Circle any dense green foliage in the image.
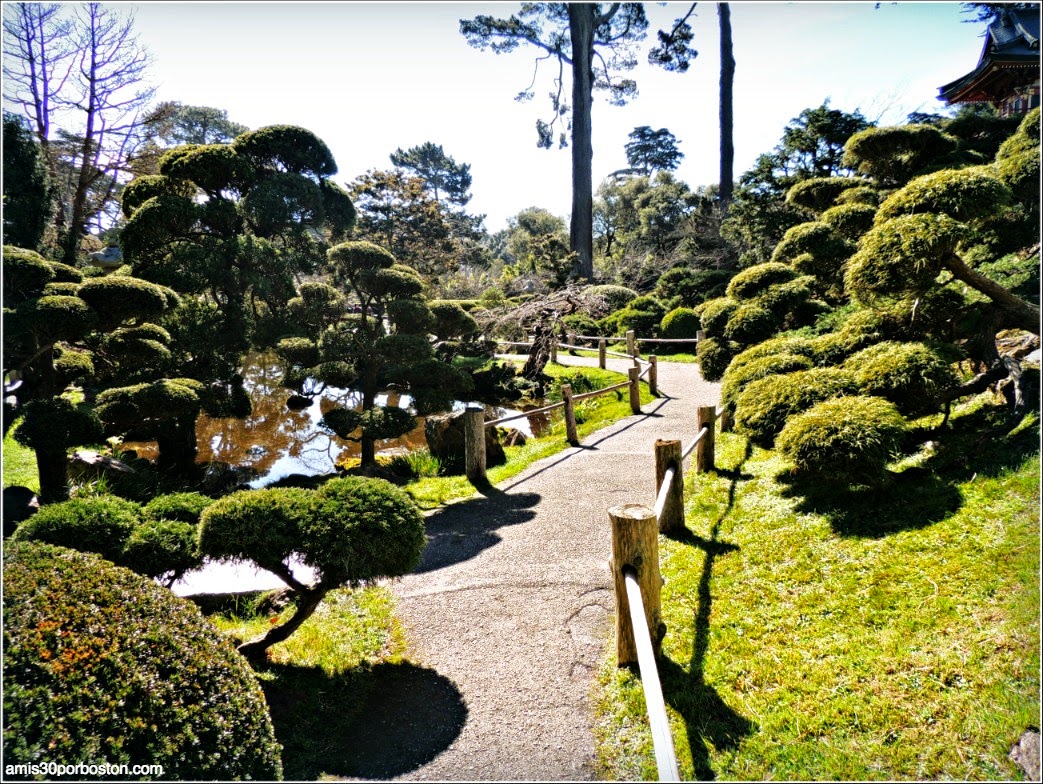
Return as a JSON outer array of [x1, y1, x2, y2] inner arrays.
[[197, 476, 426, 655], [776, 395, 908, 482], [3, 542, 283, 779]]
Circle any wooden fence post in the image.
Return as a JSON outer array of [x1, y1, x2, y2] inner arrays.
[[562, 383, 579, 445], [609, 503, 664, 667], [654, 439, 684, 534], [550, 337, 558, 364], [696, 329, 705, 344], [628, 366, 641, 414], [598, 339, 607, 369], [719, 407, 734, 433], [649, 355, 658, 396], [626, 329, 637, 358], [463, 404, 487, 484], [695, 405, 716, 473]]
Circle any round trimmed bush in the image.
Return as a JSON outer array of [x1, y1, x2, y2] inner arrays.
[[820, 203, 877, 241], [659, 307, 700, 353], [723, 301, 776, 344], [696, 336, 736, 382], [786, 176, 865, 213], [122, 518, 203, 580], [727, 335, 816, 372], [144, 492, 214, 524], [586, 284, 638, 311], [561, 313, 601, 338], [696, 296, 738, 335], [11, 495, 143, 563], [733, 367, 857, 447], [776, 395, 907, 483], [720, 352, 816, 408], [874, 166, 1012, 224], [615, 295, 667, 337], [843, 341, 958, 415], [3, 542, 283, 779], [725, 262, 799, 300]]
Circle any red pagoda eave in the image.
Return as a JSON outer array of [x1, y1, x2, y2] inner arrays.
[[941, 59, 1041, 104]]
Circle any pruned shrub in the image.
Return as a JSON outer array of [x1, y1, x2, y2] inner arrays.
[[834, 185, 881, 206], [615, 295, 667, 337], [122, 518, 203, 582], [2, 542, 283, 779], [723, 301, 776, 344], [11, 495, 142, 563], [696, 336, 736, 382], [820, 203, 877, 241], [586, 284, 638, 311], [197, 477, 426, 656], [561, 312, 602, 338], [874, 166, 1012, 224], [771, 222, 853, 266], [843, 340, 959, 415], [776, 395, 907, 483], [658, 307, 700, 352], [725, 262, 799, 300], [786, 176, 864, 213], [734, 367, 857, 447], [696, 296, 739, 335], [720, 353, 816, 409]]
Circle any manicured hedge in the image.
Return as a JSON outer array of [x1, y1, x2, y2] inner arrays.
[[843, 340, 958, 415], [3, 542, 283, 780]]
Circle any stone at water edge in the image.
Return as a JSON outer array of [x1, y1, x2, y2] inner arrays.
[[424, 408, 507, 471]]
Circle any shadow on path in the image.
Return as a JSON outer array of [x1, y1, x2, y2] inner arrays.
[[262, 661, 466, 780], [661, 441, 756, 779], [414, 489, 541, 573]]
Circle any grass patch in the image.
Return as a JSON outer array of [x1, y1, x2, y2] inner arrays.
[[2, 421, 39, 493], [594, 395, 1040, 780], [404, 361, 655, 509]]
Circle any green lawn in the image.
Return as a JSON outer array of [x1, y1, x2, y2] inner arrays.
[[594, 394, 1040, 780], [2, 421, 39, 493]]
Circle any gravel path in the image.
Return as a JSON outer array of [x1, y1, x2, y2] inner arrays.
[[345, 356, 721, 781]]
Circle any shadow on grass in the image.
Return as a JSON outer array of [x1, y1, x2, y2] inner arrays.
[[661, 439, 756, 780], [414, 489, 541, 573], [261, 660, 466, 780], [778, 469, 964, 538]]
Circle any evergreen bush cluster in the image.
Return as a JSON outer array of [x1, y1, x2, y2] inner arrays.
[[3, 542, 283, 780]]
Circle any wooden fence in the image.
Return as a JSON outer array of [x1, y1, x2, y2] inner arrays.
[[462, 335, 661, 483], [607, 402, 725, 782]]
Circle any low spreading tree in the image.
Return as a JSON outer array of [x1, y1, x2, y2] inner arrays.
[[197, 476, 426, 657]]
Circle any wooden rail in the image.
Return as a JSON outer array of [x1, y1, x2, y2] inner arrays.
[[607, 401, 724, 780]]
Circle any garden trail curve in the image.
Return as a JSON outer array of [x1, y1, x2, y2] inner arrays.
[[345, 355, 720, 781]]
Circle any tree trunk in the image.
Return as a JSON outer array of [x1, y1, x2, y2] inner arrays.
[[944, 251, 1041, 334], [238, 585, 329, 659], [36, 449, 70, 504], [717, 3, 735, 212], [568, 4, 596, 281]]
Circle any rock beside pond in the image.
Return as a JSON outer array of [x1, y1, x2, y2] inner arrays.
[[500, 427, 528, 447], [425, 408, 506, 473], [68, 449, 135, 484], [202, 461, 260, 495]]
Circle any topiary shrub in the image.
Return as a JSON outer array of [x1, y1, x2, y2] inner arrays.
[[733, 366, 857, 448], [785, 176, 864, 213], [820, 203, 877, 241], [658, 307, 701, 353], [725, 262, 799, 300], [696, 296, 739, 335], [776, 395, 907, 483], [723, 301, 776, 344], [11, 495, 143, 563], [874, 166, 1012, 224], [720, 352, 816, 409], [561, 312, 602, 338], [144, 491, 213, 524], [696, 336, 736, 382], [843, 340, 959, 416], [2, 542, 283, 779], [586, 284, 639, 311], [198, 477, 426, 657], [614, 295, 667, 337], [834, 185, 881, 206]]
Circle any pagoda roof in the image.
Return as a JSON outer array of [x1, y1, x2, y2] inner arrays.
[[938, 8, 1041, 104]]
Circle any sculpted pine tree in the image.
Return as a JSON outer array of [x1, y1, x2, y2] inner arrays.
[[277, 241, 473, 469]]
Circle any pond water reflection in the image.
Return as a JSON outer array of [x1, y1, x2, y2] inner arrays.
[[123, 352, 552, 488]]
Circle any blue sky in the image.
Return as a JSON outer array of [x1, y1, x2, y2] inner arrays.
[[122, 2, 988, 231]]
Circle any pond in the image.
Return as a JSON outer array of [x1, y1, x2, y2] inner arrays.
[[123, 352, 552, 488]]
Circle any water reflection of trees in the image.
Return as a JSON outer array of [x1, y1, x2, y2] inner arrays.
[[123, 352, 542, 486]]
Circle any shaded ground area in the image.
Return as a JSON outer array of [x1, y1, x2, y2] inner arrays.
[[347, 356, 720, 781]]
